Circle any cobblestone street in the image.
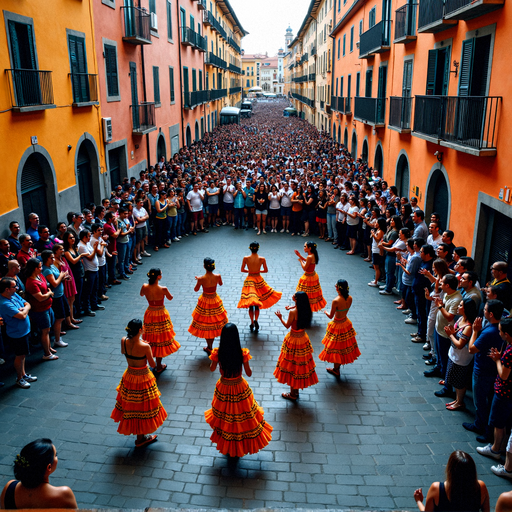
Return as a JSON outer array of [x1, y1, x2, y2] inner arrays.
[[1, 230, 510, 510]]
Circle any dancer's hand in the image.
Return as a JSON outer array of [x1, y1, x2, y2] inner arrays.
[[275, 310, 282, 318], [294, 249, 300, 257]]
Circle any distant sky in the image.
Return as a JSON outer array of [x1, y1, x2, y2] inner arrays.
[[228, 0, 312, 56]]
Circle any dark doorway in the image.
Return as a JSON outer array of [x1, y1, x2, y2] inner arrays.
[[77, 143, 94, 208], [157, 135, 166, 162], [395, 154, 410, 198], [109, 146, 124, 190], [351, 131, 357, 159], [195, 121, 199, 142], [374, 144, 383, 175], [21, 154, 50, 229], [344, 128, 348, 148], [186, 126, 192, 146], [362, 139, 369, 163], [425, 168, 449, 229]]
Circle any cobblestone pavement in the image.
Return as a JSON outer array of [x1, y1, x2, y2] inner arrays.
[[0, 229, 510, 510]]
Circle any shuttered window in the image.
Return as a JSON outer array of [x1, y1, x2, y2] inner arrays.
[[365, 69, 372, 97], [169, 67, 175, 102], [459, 34, 491, 97], [167, 1, 173, 40], [104, 44, 119, 98], [369, 8, 376, 28], [356, 72, 360, 97], [153, 66, 160, 105], [68, 35, 89, 103], [425, 47, 450, 96]]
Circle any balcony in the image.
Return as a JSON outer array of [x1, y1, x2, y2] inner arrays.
[[206, 52, 227, 69], [444, 0, 504, 20], [301, 53, 309, 64], [70, 73, 99, 107], [308, 72, 316, 81], [388, 96, 412, 133], [292, 92, 314, 108], [183, 90, 208, 109], [418, 0, 457, 33], [228, 36, 241, 54], [311, 45, 317, 57], [197, 0, 206, 10], [354, 97, 386, 126], [203, 11, 227, 39], [320, 100, 325, 110], [229, 86, 242, 95], [296, 75, 307, 83], [331, 96, 352, 114], [121, 6, 151, 44], [326, 103, 332, 115], [203, 9, 212, 26], [394, 3, 417, 43], [209, 88, 228, 101], [131, 102, 156, 134], [413, 95, 501, 156], [359, 20, 392, 58], [6, 69, 56, 112], [229, 63, 242, 74]]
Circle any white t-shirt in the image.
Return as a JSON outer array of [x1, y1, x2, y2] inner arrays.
[[78, 240, 99, 272], [186, 190, 204, 212], [346, 206, 360, 226], [336, 201, 349, 222], [269, 193, 281, 209], [280, 188, 293, 207], [91, 235, 106, 267], [133, 206, 148, 228], [223, 184, 235, 203]]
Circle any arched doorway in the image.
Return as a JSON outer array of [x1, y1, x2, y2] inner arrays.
[[76, 144, 94, 208], [157, 134, 166, 162], [344, 128, 348, 148], [351, 131, 357, 159], [332, 123, 336, 142], [395, 153, 410, 198], [362, 139, 369, 163], [186, 125, 192, 146], [20, 153, 52, 229], [201, 118, 204, 138], [426, 167, 450, 229], [195, 121, 199, 141], [337, 125, 341, 144], [374, 144, 383, 176]]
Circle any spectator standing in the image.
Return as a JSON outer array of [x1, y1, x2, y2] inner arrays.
[[16, 235, 36, 269], [77, 230, 101, 316], [412, 210, 428, 240], [26, 213, 40, 242], [7, 221, 21, 254], [91, 224, 109, 304]]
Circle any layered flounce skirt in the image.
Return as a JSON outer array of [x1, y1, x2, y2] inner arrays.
[[188, 292, 228, 339], [274, 329, 319, 389], [238, 273, 282, 309], [143, 305, 180, 358], [296, 271, 327, 312], [318, 317, 361, 365], [205, 375, 273, 457], [111, 365, 167, 435]]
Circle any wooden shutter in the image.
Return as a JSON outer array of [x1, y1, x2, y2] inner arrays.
[[347, 75, 351, 99], [199, 70, 202, 91], [365, 69, 372, 97], [169, 67, 175, 102], [149, 0, 155, 14], [105, 45, 119, 97], [69, 35, 88, 102], [442, 48, 450, 96], [402, 60, 413, 98], [458, 39, 474, 97], [378, 66, 387, 98], [167, 1, 173, 40], [425, 49, 437, 95], [340, 76, 344, 97], [356, 72, 360, 97], [153, 66, 160, 104]]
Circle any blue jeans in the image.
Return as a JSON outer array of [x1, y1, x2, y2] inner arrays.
[[234, 208, 244, 228], [326, 213, 337, 239], [82, 270, 98, 312], [167, 215, 177, 240], [177, 212, 187, 236], [97, 264, 107, 297], [413, 287, 429, 339], [434, 330, 452, 392], [384, 254, 396, 292], [117, 242, 129, 277], [473, 371, 497, 432], [107, 254, 117, 283]]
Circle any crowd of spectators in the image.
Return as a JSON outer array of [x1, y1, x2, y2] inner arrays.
[[1, 99, 512, 508]]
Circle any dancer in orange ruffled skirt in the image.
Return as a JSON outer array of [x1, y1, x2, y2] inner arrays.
[[111, 319, 167, 447], [319, 279, 360, 377], [238, 241, 282, 332], [188, 257, 228, 355], [294, 241, 327, 312], [140, 268, 180, 374], [274, 291, 318, 401], [205, 323, 273, 457]]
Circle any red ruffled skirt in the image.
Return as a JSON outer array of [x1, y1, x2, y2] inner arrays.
[[274, 329, 318, 389], [111, 365, 167, 435], [188, 292, 228, 339], [143, 305, 180, 358], [205, 375, 273, 457], [319, 317, 361, 365], [238, 273, 282, 309], [296, 271, 327, 312]]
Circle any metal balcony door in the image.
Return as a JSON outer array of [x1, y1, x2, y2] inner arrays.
[[124, 0, 136, 38], [130, 62, 139, 128], [377, 66, 387, 123], [401, 60, 413, 128], [69, 35, 89, 103], [382, 0, 392, 43]]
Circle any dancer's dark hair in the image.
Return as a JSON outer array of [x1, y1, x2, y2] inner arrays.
[[249, 242, 259, 253], [445, 451, 481, 511], [147, 268, 161, 285], [218, 323, 243, 378], [204, 258, 215, 271], [13, 438, 54, 489], [336, 279, 349, 300], [125, 319, 143, 338], [306, 241, 319, 263], [295, 291, 312, 330]]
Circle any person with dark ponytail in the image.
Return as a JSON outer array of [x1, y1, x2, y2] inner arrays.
[[111, 319, 167, 447], [274, 291, 318, 400], [188, 257, 229, 355], [139, 268, 180, 374], [319, 279, 361, 377], [294, 241, 327, 312], [205, 323, 273, 457], [1, 439, 77, 508], [238, 242, 282, 332]]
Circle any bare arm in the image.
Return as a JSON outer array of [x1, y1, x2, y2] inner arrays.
[[324, 299, 336, 319], [145, 342, 156, 369], [275, 307, 296, 329], [468, 318, 483, 354], [241, 257, 249, 273], [139, 284, 146, 297], [260, 257, 268, 274], [194, 276, 202, 292], [217, 274, 223, 286], [162, 286, 173, 301], [243, 360, 252, 377]]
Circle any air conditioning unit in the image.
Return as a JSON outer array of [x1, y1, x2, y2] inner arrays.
[[103, 117, 112, 143], [150, 12, 158, 31], [356, 41, 360, 48]]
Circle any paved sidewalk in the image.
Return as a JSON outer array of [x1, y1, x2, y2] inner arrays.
[[0, 229, 509, 510]]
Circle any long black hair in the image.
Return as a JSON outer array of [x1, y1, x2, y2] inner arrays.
[[125, 319, 143, 338], [218, 323, 243, 378], [13, 438, 54, 489], [336, 279, 350, 300], [445, 451, 481, 510], [295, 291, 312, 330], [306, 241, 319, 263], [147, 268, 161, 285]]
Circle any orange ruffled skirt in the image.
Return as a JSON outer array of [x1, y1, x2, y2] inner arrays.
[[143, 305, 180, 358], [319, 317, 361, 365], [188, 292, 228, 339], [296, 271, 327, 312], [205, 375, 273, 457], [111, 365, 167, 435], [274, 329, 319, 389], [238, 273, 282, 309]]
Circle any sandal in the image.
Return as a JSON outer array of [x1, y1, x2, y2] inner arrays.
[[446, 403, 466, 411], [282, 392, 298, 401], [72, 319, 83, 324], [135, 434, 158, 448], [154, 247, 159, 252], [153, 364, 167, 374], [203, 347, 212, 355], [326, 367, 340, 377]]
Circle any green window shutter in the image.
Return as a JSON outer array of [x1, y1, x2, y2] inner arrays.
[[442, 48, 450, 96], [340, 76, 344, 97], [8, 21, 21, 68], [105, 44, 119, 97], [472, 35, 491, 97], [192, 69, 197, 92], [69, 35, 89, 102], [153, 66, 160, 104], [169, 67, 175, 102], [347, 75, 351, 99], [377, 65, 387, 98], [402, 60, 413, 97], [167, 1, 173, 40], [199, 70, 202, 91], [149, 0, 156, 14], [458, 39, 474, 97], [425, 49, 438, 95], [365, 69, 372, 97]]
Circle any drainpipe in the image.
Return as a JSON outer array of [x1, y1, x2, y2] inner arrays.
[[141, 44, 150, 169], [329, 0, 337, 135], [177, 2, 185, 147]]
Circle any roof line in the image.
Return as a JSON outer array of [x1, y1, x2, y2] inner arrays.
[[217, 0, 249, 36], [288, 0, 322, 48]]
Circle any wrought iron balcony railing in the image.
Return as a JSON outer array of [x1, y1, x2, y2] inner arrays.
[[388, 96, 412, 132], [131, 102, 156, 134], [197, 0, 206, 10], [206, 52, 227, 69], [209, 88, 228, 101], [394, 3, 417, 43], [183, 90, 208, 109], [6, 69, 55, 111], [417, 0, 457, 33], [228, 36, 241, 54], [229, 63, 242, 74], [354, 97, 386, 126], [359, 20, 392, 58], [70, 72, 99, 106], [444, 0, 504, 21], [121, 6, 151, 44], [229, 86, 242, 95]]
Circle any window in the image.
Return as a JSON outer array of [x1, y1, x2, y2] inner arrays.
[[347, 74, 351, 99], [169, 66, 175, 103], [167, 1, 173, 40], [369, 7, 376, 28], [68, 32, 90, 104], [377, 65, 387, 98], [356, 72, 360, 97], [350, 26, 354, 52], [340, 76, 344, 97], [359, 19, 363, 35], [337, 38, 340, 59], [425, 47, 450, 96], [365, 69, 372, 97], [190, 15, 195, 33], [153, 66, 160, 106], [192, 69, 197, 92], [149, 0, 156, 14], [180, 8, 186, 41], [104, 41, 120, 101], [459, 35, 491, 97], [335, 77, 338, 96], [343, 34, 346, 56]]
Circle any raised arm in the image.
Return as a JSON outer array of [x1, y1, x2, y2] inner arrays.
[[241, 256, 249, 273], [260, 257, 268, 274]]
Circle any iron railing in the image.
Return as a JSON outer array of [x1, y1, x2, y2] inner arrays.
[[197, 0, 206, 10], [389, 96, 412, 130], [354, 97, 386, 125], [206, 52, 227, 69], [229, 86, 242, 95], [292, 92, 314, 108], [121, 6, 151, 44], [394, 3, 417, 41], [311, 45, 317, 56], [301, 53, 309, 64], [6, 69, 54, 108], [131, 102, 156, 133], [182, 27, 205, 50], [320, 100, 325, 110], [413, 95, 501, 151], [359, 20, 392, 57], [229, 63, 242, 74], [204, 11, 227, 39], [308, 72, 316, 81], [418, 0, 445, 30], [70, 72, 98, 104], [228, 36, 241, 54], [183, 90, 208, 109], [209, 88, 228, 101]]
